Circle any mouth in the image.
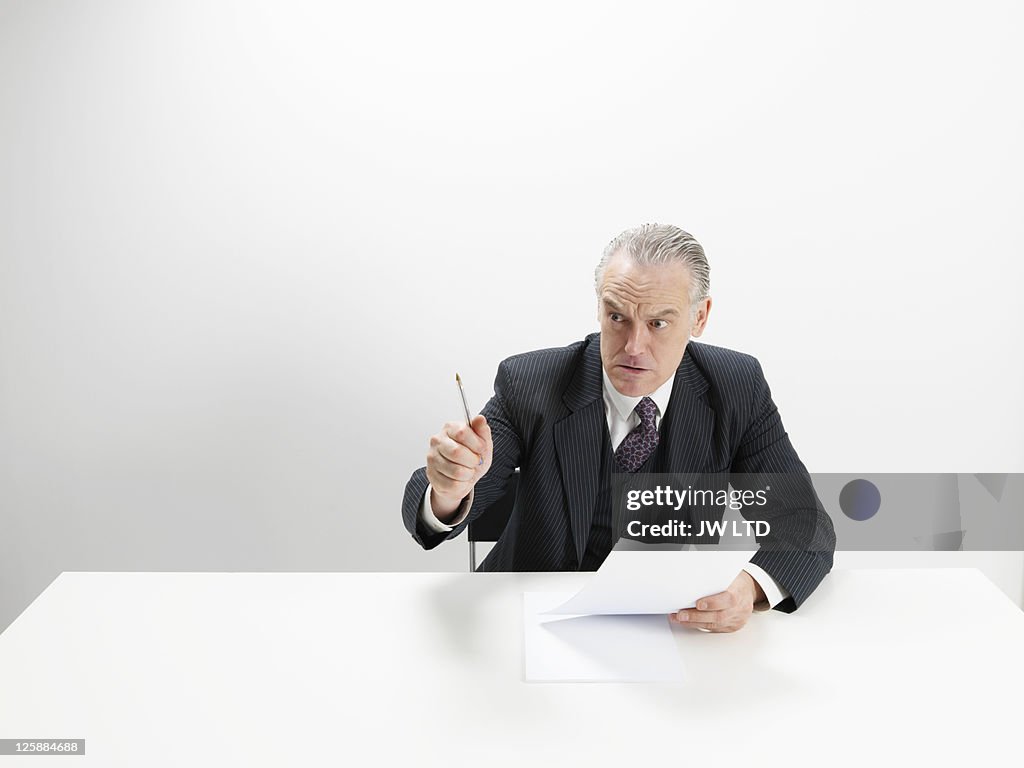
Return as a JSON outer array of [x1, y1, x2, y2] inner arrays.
[[616, 364, 649, 375]]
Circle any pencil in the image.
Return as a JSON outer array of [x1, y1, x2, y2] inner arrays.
[[455, 372, 473, 425]]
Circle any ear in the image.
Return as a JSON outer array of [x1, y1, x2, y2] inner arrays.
[[689, 297, 712, 338]]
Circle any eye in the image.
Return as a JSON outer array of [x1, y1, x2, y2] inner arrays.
[[609, 313, 624, 322], [650, 319, 669, 330]]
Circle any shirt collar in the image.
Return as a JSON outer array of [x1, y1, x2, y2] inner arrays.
[[601, 367, 676, 422]]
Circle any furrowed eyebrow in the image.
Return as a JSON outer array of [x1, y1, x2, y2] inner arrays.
[[649, 307, 680, 318], [602, 298, 625, 312]]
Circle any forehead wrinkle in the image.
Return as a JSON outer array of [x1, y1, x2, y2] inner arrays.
[[601, 273, 687, 312]]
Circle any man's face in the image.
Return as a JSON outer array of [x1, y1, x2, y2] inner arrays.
[[598, 253, 711, 397]]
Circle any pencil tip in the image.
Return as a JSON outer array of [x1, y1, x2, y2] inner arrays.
[[456, 372, 461, 384]]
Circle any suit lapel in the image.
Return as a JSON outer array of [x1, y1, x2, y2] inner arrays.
[[662, 346, 715, 473], [554, 336, 605, 567]]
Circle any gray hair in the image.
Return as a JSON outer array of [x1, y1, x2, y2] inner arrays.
[[594, 223, 711, 310]]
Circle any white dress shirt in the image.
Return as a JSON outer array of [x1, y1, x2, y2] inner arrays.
[[420, 369, 789, 610]]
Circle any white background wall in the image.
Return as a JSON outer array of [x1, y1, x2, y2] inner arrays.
[[2, 0, 1022, 631]]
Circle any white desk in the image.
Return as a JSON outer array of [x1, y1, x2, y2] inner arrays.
[[1, 567, 1022, 768]]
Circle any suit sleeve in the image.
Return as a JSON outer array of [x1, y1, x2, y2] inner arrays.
[[730, 359, 836, 613], [401, 360, 524, 550]]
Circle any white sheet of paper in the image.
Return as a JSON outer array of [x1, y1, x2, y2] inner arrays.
[[523, 591, 686, 683], [545, 549, 756, 615]]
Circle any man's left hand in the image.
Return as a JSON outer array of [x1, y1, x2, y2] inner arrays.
[[669, 570, 766, 633]]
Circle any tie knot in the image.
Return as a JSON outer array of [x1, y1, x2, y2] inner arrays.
[[635, 396, 658, 425]]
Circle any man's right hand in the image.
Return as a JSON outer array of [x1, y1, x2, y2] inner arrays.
[[425, 414, 492, 523]]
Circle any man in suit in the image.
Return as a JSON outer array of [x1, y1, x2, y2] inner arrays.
[[402, 224, 835, 631]]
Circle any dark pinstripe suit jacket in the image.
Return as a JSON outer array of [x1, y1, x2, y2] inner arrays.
[[402, 333, 836, 612]]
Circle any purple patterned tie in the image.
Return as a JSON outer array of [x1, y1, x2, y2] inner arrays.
[[614, 397, 660, 472]]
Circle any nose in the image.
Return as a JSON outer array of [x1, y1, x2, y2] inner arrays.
[[623, 323, 649, 356]]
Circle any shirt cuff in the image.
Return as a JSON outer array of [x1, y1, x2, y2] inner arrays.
[[419, 485, 473, 533], [742, 563, 789, 611]]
